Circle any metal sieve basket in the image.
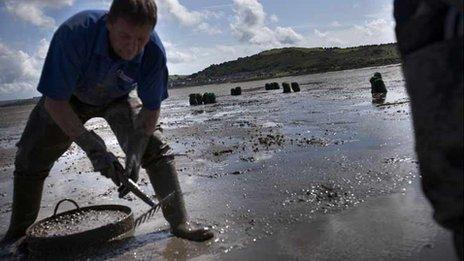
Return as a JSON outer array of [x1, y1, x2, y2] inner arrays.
[[25, 199, 134, 254]]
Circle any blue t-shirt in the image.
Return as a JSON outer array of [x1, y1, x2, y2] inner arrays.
[[37, 10, 168, 110]]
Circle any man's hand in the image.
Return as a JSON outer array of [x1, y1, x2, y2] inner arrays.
[[124, 107, 160, 182], [74, 130, 123, 186], [125, 130, 150, 183]]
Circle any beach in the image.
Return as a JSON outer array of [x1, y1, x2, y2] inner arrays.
[[0, 64, 456, 260]]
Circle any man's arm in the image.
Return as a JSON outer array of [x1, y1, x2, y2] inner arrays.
[[121, 107, 159, 185], [44, 96, 86, 139], [45, 96, 125, 185], [135, 107, 160, 135]]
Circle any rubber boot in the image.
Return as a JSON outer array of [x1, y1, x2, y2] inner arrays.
[[1, 175, 45, 246], [145, 156, 214, 242]]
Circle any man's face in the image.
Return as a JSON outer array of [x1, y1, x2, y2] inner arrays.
[[107, 17, 152, 61]]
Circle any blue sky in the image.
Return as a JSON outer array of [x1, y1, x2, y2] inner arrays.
[[0, 0, 395, 101]]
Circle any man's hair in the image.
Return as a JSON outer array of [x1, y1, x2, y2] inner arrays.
[[108, 0, 157, 28]]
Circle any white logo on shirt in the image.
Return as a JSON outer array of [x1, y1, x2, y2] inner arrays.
[[117, 69, 134, 83]]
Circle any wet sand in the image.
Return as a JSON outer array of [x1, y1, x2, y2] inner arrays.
[[0, 64, 457, 260], [220, 181, 456, 261]]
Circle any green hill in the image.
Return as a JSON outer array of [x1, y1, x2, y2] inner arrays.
[[171, 43, 400, 87]]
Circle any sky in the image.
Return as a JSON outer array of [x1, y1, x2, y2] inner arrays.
[[0, 0, 396, 101]]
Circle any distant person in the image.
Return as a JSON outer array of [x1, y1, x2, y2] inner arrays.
[[370, 72, 387, 103], [1, 0, 213, 249], [394, 0, 463, 259]]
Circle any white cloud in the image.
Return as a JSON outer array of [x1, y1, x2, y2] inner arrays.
[[270, 14, 279, 23], [157, 0, 221, 35], [162, 41, 263, 75], [197, 22, 222, 35], [354, 19, 392, 37], [230, 0, 303, 47], [37, 39, 50, 59], [202, 9, 226, 20], [311, 18, 395, 47], [168, 51, 194, 64], [98, 0, 112, 7], [0, 39, 48, 96], [158, 0, 203, 27], [304, 2, 395, 48], [275, 26, 304, 44], [164, 42, 195, 64], [330, 21, 341, 27], [4, 0, 74, 28], [215, 44, 239, 55], [5, 3, 55, 28], [314, 29, 327, 38], [365, 3, 393, 20], [313, 29, 343, 46]]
